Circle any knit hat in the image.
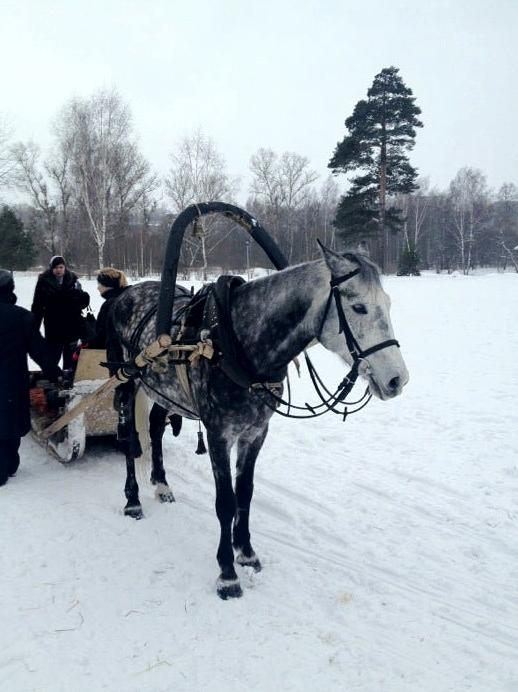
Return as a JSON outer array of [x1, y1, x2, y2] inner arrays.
[[97, 267, 128, 290], [0, 269, 14, 293], [50, 255, 66, 269]]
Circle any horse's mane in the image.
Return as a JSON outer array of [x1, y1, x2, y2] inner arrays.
[[342, 251, 382, 289], [244, 250, 381, 294]]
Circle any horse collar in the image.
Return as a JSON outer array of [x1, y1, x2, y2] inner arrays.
[[205, 275, 287, 391]]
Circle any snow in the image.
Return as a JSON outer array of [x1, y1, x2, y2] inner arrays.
[[1, 270, 517, 692]]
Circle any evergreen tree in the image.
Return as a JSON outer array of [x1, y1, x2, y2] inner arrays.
[[397, 245, 421, 276], [329, 66, 423, 268], [0, 206, 36, 269]]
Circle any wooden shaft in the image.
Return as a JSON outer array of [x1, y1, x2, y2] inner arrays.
[[40, 376, 121, 439]]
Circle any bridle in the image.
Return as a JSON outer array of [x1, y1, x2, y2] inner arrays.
[[319, 267, 400, 377], [253, 265, 401, 421]]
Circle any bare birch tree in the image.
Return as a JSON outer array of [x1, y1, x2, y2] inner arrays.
[[278, 152, 319, 259], [249, 148, 318, 261], [249, 148, 283, 216], [12, 141, 75, 256], [0, 118, 16, 191], [320, 176, 339, 248], [11, 141, 61, 253], [165, 130, 238, 278], [448, 167, 488, 274], [494, 183, 518, 272], [46, 147, 73, 254], [55, 88, 158, 267]]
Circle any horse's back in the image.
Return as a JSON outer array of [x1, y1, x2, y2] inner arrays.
[[113, 281, 191, 345], [111, 281, 200, 418]]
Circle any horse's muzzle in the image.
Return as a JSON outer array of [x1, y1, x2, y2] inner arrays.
[[367, 369, 409, 400]]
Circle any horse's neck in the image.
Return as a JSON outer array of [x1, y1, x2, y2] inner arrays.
[[231, 261, 329, 375]]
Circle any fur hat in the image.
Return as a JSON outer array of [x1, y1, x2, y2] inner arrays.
[[0, 269, 14, 293], [97, 267, 128, 290], [49, 255, 66, 269]]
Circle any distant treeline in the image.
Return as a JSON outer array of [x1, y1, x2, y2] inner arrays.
[[0, 85, 517, 276]]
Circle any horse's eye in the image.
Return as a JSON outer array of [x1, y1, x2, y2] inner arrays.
[[352, 303, 367, 315]]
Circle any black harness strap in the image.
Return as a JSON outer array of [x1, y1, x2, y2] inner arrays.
[[205, 276, 287, 390], [330, 268, 361, 287], [332, 287, 399, 360]]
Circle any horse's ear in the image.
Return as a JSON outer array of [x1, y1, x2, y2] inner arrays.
[[316, 238, 342, 260], [317, 238, 357, 276]]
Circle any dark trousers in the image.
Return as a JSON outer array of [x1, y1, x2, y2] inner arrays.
[[0, 438, 21, 486], [48, 341, 77, 370]]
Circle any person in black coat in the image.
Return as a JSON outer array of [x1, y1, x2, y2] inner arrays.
[[89, 267, 183, 450], [88, 268, 129, 359], [0, 270, 62, 487], [31, 255, 90, 369]]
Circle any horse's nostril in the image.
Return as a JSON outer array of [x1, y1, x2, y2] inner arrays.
[[388, 376, 400, 391]]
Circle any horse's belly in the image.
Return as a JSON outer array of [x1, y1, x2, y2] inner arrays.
[[140, 371, 199, 419]]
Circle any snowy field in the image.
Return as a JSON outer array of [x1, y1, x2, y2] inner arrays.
[[1, 269, 517, 692]]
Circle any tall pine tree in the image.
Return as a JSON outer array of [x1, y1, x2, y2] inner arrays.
[[329, 66, 422, 269], [0, 206, 36, 270]]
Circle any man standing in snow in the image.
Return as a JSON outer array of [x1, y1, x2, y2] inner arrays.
[[31, 256, 90, 369], [0, 270, 62, 486]]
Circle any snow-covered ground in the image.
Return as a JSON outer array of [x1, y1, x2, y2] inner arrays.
[[1, 270, 517, 692]]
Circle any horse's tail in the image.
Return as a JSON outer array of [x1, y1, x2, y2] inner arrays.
[[134, 385, 152, 486]]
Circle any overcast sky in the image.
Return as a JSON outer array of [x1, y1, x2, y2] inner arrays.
[[1, 0, 516, 202]]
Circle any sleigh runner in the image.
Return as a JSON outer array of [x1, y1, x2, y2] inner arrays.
[[30, 348, 118, 462]]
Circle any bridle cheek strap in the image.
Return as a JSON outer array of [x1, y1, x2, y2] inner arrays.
[[332, 288, 399, 361]]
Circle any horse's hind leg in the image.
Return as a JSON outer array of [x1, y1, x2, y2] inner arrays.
[[207, 430, 242, 600], [117, 381, 143, 519], [149, 403, 175, 503], [233, 426, 268, 572]]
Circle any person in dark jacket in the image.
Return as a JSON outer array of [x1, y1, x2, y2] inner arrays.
[[0, 270, 62, 486], [88, 268, 129, 355], [31, 256, 90, 369], [88, 268, 140, 454], [89, 268, 183, 451]]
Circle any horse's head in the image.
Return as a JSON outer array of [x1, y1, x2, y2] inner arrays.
[[317, 244, 409, 400]]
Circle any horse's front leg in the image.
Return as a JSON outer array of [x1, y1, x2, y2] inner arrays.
[[233, 426, 268, 572], [124, 454, 143, 519], [149, 403, 175, 503], [206, 430, 242, 599]]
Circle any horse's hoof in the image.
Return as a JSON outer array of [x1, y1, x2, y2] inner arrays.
[[216, 577, 243, 600], [236, 551, 262, 572], [158, 491, 175, 503], [154, 483, 175, 503], [124, 505, 144, 520]]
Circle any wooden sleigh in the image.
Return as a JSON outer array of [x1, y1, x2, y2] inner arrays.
[[30, 349, 118, 463]]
